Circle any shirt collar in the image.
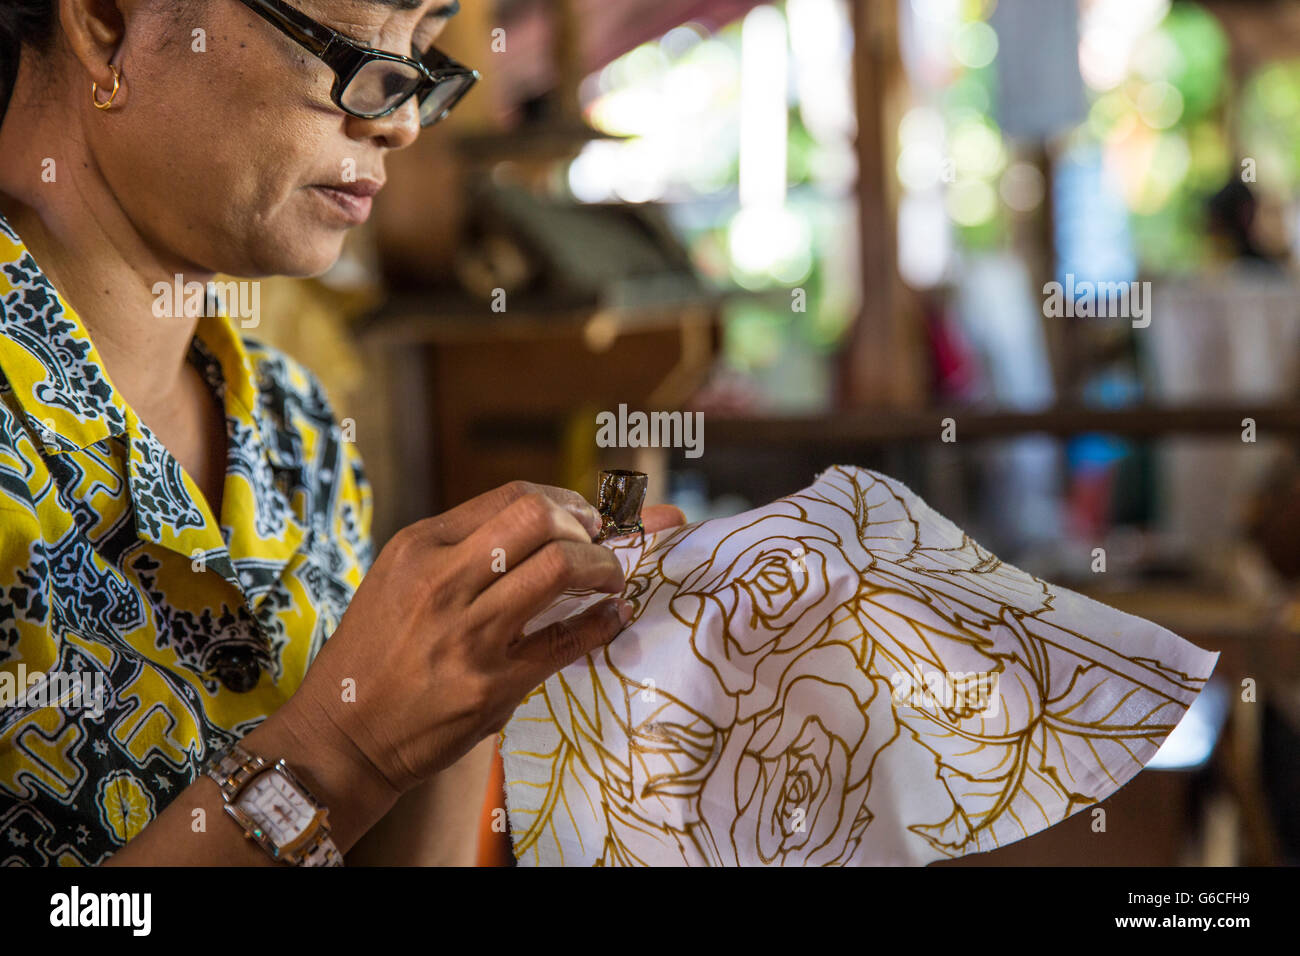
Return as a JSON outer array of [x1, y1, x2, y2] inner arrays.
[[185, 317, 307, 549], [0, 212, 293, 469], [0, 212, 307, 603], [191, 311, 302, 473], [0, 214, 131, 453]]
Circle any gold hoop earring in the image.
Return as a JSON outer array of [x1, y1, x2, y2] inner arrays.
[[91, 65, 121, 111]]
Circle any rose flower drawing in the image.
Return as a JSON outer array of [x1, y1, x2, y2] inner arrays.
[[502, 466, 1219, 866]]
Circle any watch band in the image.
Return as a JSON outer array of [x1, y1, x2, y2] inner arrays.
[[205, 742, 343, 867], [298, 824, 345, 867], [207, 743, 266, 802]]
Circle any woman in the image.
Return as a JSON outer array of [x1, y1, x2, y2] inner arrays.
[[0, 0, 682, 866]]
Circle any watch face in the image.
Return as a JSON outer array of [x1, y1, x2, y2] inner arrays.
[[237, 771, 316, 847]]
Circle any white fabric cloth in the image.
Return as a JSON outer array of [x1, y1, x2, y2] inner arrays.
[[501, 465, 1220, 866]]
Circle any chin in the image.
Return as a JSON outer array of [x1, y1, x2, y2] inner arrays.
[[244, 231, 348, 279]]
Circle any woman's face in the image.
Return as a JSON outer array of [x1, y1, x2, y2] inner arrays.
[[91, 0, 458, 278]]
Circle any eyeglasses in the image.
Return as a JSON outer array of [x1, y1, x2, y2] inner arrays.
[[235, 0, 479, 127]]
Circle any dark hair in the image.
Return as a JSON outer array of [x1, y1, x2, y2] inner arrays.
[[0, 2, 58, 127]]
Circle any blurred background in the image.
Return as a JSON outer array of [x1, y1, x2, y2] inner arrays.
[[251, 0, 1300, 865]]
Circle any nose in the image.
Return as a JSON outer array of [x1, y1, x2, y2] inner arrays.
[[348, 94, 422, 150]]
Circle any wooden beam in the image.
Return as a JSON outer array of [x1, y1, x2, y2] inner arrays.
[[839, 0, 924, 410]]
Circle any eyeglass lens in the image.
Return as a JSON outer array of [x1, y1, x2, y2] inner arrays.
[[341, 58, 425, 116], [340, 55, 473, 126], [417, 74, 473, 125]]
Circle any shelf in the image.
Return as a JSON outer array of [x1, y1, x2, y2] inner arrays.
[[452, 119, 629, 164], [703, 404, 1300, 445], [353, 286, 790, 345]]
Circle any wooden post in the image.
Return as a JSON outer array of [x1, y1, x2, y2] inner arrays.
[[838, 0, 924, 409]]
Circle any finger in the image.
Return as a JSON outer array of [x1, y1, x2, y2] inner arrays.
[[414, 481, 602, 545], [643, 504, 686, 534], [473, 539, 626, 636], [447, 491, 595, 600], [505, 598, 633, 686]]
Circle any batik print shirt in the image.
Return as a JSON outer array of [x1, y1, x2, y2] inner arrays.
[[0, 214, 374, 864]]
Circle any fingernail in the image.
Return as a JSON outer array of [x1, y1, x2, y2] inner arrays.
[[617, 599, 634, 626]]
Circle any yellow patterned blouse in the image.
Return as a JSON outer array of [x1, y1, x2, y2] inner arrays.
[[0, 214, 374, 864]]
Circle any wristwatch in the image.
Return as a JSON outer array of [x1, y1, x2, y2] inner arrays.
[[205, 742, 344, 866]]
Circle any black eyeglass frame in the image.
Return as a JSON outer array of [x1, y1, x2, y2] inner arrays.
[[235, 0, 479, 126]]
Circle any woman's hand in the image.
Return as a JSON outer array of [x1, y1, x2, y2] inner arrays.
[[101, 481, 686, 863], [282, 481, 684, 799]]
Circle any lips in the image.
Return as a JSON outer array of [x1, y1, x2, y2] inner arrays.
[[309, 178, 384, 225]]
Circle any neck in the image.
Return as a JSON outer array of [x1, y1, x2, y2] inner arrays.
[[0, 67, 209, 421]]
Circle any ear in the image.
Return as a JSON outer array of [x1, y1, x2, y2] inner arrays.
[[57, 0, 129, 90]]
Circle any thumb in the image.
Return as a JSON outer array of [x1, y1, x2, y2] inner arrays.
[[643, 504, 687, 533], [509, 597, 633, 686]]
